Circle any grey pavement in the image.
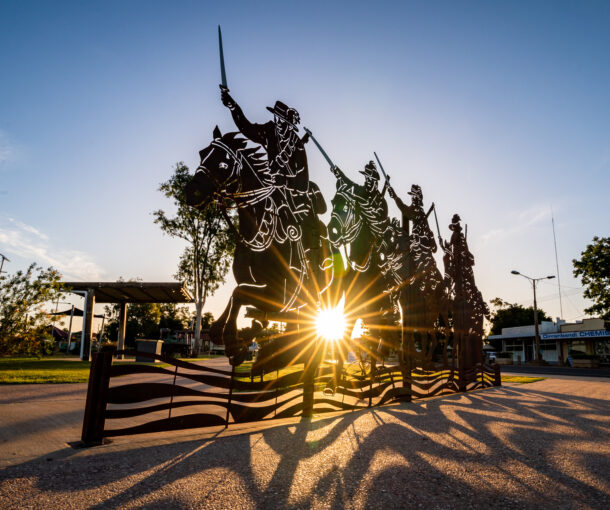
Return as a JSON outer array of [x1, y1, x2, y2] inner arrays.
[[1, 375, 609, 508], [500, 364, 610, 378]]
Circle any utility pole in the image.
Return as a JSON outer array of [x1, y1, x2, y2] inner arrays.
[[532, 279, 540, 362], [511, 270, 555, 364]]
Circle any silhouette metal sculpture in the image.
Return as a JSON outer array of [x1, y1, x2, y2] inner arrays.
[[80, 26, 500, 445], [184, 126, 333, 365], [389, 184, 450, 366], [442, 214, 490, 375], [325, 161, 407, 389]]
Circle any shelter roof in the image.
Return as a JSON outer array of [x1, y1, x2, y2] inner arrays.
[[50, 307, 104, 318], [62, 282, 193, 304]]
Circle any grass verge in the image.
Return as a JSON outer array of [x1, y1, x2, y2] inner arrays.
[[0, 358, 91, 384], [0, 356, 217, 384], [501, 375, 545, 384]]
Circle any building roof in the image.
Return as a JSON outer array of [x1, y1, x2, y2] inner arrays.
[[488, 318, 610, 341], [63, 281, 193, 304], [50, 307, 104, 318], [488, 321, 559, 340]]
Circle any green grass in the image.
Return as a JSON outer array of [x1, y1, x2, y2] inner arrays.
[[234, 361, 309, 382], [0, 357, 544, 386], [501, 375, 545, 384], [0, 357, 92, 384], [0, 355, 218, 384]]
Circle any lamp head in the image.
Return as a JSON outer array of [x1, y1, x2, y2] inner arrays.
[[511, 270, 520, 275], [547, 275, 555, 279]]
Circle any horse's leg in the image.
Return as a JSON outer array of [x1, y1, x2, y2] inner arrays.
[[210, 299, 232, 345], [324, 316, 354, 394], [219, 293, 243, 362], [221, 283, 272, 364], [440, 310, 450, 366]]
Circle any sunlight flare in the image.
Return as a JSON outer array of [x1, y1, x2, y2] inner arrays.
[[315, 301, 346, 342]]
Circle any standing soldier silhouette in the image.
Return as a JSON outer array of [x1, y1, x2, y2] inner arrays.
[[389, 184, 446, 365]]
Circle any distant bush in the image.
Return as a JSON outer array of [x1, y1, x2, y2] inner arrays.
[[0, 327, 56, 357]]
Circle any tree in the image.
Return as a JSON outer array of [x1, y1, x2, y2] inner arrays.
[[158, 303, 192, 331], [0, 264, 64, 355], [488, 298, 551, 349], [200, 312, 214, 329], [102, 302, 193, 346], [573, 236, 610, 320], [153, 162, 235, 353]]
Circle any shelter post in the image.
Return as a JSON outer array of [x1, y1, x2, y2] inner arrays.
[[66, 305, 75, 353], [117, 302, 128, 359], [81, 288, 96, 361]]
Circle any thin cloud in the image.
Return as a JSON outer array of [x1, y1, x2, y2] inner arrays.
[[13, 220, 49, 241], [0, 216, 104, 280], [481, 206, 551, 245], [0, 130, 16, 166]]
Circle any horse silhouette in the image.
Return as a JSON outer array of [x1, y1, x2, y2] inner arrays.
[[326, 178, 408, 385], [185, 127, 333, 365]]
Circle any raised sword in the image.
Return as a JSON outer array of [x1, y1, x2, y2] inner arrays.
[[303, 128, 335, 168], [432, 203, 444, 246], [373, 152, 390, 183], [218, 25, 228, 89], [373, 152, 391, 195]]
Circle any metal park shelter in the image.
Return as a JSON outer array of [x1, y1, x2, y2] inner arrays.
[[63, 281, 193, 360]]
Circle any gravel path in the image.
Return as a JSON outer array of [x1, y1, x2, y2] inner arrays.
[[1, 378, 608, 509]]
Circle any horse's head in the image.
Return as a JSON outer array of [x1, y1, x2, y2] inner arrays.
[[328, 181, 358, 247], [184, 126, 249, 209]]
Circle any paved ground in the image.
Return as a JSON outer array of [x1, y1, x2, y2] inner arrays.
[[1, 375, 609, 509], [501, 365, 610, 378]]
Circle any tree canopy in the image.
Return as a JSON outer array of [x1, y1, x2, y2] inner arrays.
[[103, 299, 193, 346], [573, 236, 610, 320], [488, 297, 552, 338], [153, 162, 235, 353], [0, 264, 65, 355]]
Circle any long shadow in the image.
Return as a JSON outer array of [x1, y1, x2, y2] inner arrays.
[[0, 384, 87, 404], [0, 385, 608, 509]]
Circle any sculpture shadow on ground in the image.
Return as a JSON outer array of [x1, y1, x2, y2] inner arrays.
[[1, 385, 608, 509]]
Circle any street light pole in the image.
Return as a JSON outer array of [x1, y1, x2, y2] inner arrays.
[[511, 270, 555, 364], [532, 279, 540, 362], [0, 253, 10, 274]]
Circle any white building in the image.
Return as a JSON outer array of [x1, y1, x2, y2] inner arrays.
[[487, 318, 610, 365]]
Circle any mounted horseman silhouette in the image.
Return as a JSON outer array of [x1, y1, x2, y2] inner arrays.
[[329, 161, 408, 366], [184, 102, 333, 365]]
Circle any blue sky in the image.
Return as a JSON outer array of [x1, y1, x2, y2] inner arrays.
[[1, 0, 608, 327]]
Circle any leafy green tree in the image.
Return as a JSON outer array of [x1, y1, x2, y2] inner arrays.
[[0, 264, 64, 355], [103, 302, 161, 347], [158, 303, 191, 331], [153, 162, 235, 353], [103, 302, 195, 346], [573, 236, 610, 320], [488, 298, 551, 349], [201, 311, 214, 329]]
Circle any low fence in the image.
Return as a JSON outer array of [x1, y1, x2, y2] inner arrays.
[[81, 349, 501, 445]]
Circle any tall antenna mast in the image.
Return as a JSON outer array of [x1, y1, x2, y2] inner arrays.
[[551, 208, 564, 319]]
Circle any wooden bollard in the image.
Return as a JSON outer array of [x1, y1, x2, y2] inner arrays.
[[493, 363, 501, 387], [81, 350, 113, 445]]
